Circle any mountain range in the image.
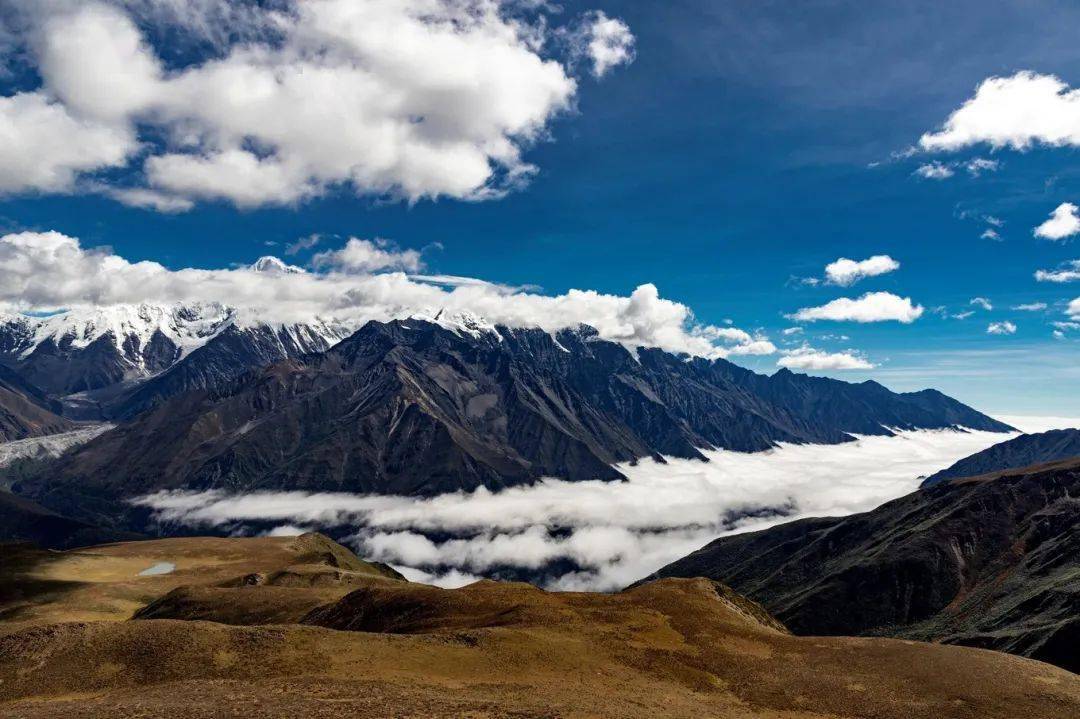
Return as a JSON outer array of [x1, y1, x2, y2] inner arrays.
[[642, 435, 1080, 672], [14, 316, 1013, 530], [0, 265, 350, 424]]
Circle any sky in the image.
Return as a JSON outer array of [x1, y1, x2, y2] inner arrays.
[[1, 0, 1079, 413]]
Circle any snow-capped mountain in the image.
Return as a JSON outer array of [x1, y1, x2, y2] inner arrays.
[[0, 302, 351, 415]]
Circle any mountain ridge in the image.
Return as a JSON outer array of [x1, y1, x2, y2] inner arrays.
[[921, 428, 1080, 486], [20, 318, 1012, 531]]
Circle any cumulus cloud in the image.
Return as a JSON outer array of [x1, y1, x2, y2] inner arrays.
[[980, 228, 1001, 241], [777, 346, 875, 371], [1069, 298, 1080, 319], [790, 291, 924, 324], [1036, 260, 1080, 283], [920, 71, 1080, 151], [0, 92, 136, 192], [914, 162, 953, 179], [0, 0, 633, 209], [0, 230, 769, 360], [1034, 203, 1080, 240], [823, 255, 900, 287], [576, 11, 635, 78], [969, 297, 993, 311], [987, 321, 1017, 335], [312, 238, 423, 273], [131, 427, 1026, 590]]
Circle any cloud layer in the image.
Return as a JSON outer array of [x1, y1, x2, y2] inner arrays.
[[133, 426, 1033, 590], [0, 230, 770, 360], [0, 0, 634, 209]]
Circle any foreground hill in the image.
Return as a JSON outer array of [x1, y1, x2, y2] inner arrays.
[[921, 427, 1080, 486], [0, 534, 1075, 718], [22, 318, 1011, 529], [0, 364, 71, 442], [642, 458, 1080, 672]]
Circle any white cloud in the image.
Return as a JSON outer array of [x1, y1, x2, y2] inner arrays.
[[285, 234, 323, 256], [781, 327, 803, 336], [777, 346, 875, 371], [980, 228, 1001, 241], [823, 255, 900, 287], [920, 72, 1080, 151], [312, 238, 423, 274], [951, 310, 974, 320], [987, 321, 1017, 335], [913, 158, 998, 180], [965, 157, 999, 176], [1034, 203, 1080, 240], [0, 230, 768, 360], [577, 11, 635, 78], [969, 297, 993, 311], [0, 92, 136, 193], [1012, 302, 1047, 311], [0, 0, 633, 209], [1036, 260, 1080, 282], [914, 162, 954, 179], [1068, 299, 1080, 320], [131, 427, 1031, 591], [790, 291, 924, 324]]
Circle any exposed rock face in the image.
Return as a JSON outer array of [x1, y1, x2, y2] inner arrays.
[[108, 322, 351, 420], [921, 428, 1080, 486], [24, 319, 1010, 529], [0, 303, 350, 419], [642, 458, 1080, 672], [0, 364, 72, 442]]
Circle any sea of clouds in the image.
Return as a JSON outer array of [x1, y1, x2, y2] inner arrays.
[[134, 415, 1078, 591]]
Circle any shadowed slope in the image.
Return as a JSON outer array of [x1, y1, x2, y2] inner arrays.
[[922, 428, 1080, 486], [643, 458, 1080, 672]]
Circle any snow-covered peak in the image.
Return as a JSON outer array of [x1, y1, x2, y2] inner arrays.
[[251, 256, 305, 275], [410, 309, 501, 339], [26, 303, 234, 358]]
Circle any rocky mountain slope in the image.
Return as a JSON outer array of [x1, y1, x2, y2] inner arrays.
[[0, 533, 1076, 718], [921, 427, 1080, 486], [0, 363, 72, 442], [0, 299, 349, 420], [22, 318, 1011, 527], [642, 457, 1080, 672]]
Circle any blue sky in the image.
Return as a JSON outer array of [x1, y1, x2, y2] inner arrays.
[[1, 0, 1079, 413]]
